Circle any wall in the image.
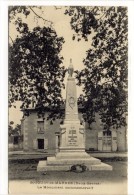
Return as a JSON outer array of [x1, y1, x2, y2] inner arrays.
[[23, 111, 62, 151], [117, 127, 127, 151], [45, 113, 62, 152], [22, 110, 127, 152], [85, 129, 98, 151], [84, 113, 103, 151], [23, 112, 37, 151]]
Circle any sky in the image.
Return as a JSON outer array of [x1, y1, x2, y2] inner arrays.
[[9, 6, 94, 125]]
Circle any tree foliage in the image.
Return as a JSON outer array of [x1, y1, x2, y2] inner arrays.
[[9, 122, 21, 136], [9, 7, 66, 119], [9, 6, 53, 37], [66, 6, 128, 130]]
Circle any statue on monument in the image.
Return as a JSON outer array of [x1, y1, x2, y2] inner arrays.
[[68, 58, 74, 77]]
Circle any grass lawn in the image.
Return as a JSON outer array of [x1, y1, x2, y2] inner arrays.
[[9, 158, 127, 183]]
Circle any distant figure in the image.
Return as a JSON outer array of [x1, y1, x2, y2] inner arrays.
[[68, 59, 74, 77]]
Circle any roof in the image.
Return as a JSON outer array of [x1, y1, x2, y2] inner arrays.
[[21, 103, 84, 112]]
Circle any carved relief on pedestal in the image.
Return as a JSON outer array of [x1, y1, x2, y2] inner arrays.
[[68, 96, 75, 109]]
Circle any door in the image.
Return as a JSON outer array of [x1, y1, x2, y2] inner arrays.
[[102, 131, 112, 151], [38, 139, 44, 149]]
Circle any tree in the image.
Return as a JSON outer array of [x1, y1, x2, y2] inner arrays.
[[65, 6, 128, 130], [9, 6, 54, 40], [8, 121, 14, 136], [9, 123, 21, 137], [9, 6, 66, 120]]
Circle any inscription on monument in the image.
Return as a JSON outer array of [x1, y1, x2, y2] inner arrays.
[[68, 129, 78, 146]]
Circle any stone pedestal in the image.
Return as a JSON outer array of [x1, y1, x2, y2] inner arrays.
[[59, 122, 85, 152], [37, 60, 112, 172]]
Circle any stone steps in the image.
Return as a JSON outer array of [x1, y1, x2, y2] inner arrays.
[[55, 151, 91, 159], [47, 157, 101, 166], [37, 160, 112, 171]]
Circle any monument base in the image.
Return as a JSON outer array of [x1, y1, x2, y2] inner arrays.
[[37, 152, 112, 171]]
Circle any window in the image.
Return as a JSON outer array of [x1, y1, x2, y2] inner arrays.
[[37, 121, 44, 133], [38, 139, 44, 149], [103, 130, 111, 136], [13, 136, 19, 145]]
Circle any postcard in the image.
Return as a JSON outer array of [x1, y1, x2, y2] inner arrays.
[[4, 2, 131, 195]]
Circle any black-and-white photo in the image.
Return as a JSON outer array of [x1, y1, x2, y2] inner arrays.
[[8, 5, 127, 194]]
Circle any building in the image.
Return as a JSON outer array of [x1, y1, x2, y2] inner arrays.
[[21, 106, 127, 153], [9, 131, 23, 150]]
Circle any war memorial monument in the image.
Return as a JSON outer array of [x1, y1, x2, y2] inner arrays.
[[37, 60, 112, 172]]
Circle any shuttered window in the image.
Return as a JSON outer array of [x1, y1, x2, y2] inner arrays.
[[37, 121, 44, 133]]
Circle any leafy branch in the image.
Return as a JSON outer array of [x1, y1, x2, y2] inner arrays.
[[29, 6, 53, 26]]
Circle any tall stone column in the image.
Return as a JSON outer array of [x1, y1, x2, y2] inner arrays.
[[58, 59, 85, 155], [65, 59, 79, 122]]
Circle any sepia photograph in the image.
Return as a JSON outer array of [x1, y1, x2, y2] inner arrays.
[[8, 4, 128, 195]]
